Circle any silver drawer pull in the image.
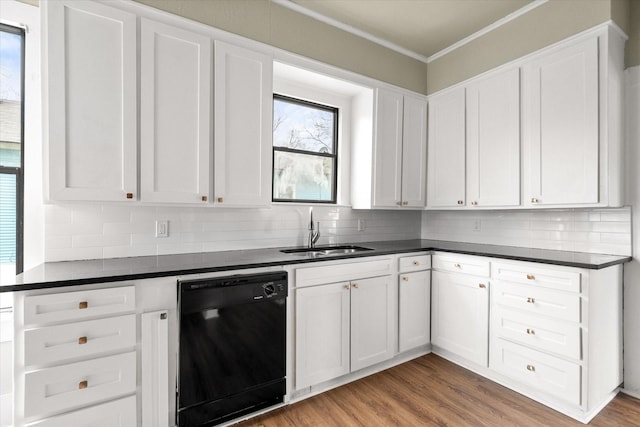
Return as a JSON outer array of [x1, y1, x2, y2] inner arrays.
[[526, 364, 535, 372], [78, 336, 88, 345], [526, 328, 535, 335], [526, 297, 535, 303]]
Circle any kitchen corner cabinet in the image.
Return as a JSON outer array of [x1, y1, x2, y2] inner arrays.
[[45, 0, 137, 202], [214, 41, 273, 207], [140, 19, 212, 204], [427, 68, 520, 209], [294, 259, 395, 389], [431, 254, 490, 366], [372, 89, 427, 208]]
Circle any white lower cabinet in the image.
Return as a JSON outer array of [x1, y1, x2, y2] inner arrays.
[[431, 253, 623, 422], [14, 285, 138, 426], [24, 352, 136, 419], [398, 254, 431, 352], [26, 395, 137, 427], [295, 282, 350, 388], [491, 339, 581, 406], [294, 258, 396, 389], [431, 269, 489, 366], [350, 276, 395, 372], [494, 259, 622, 421]]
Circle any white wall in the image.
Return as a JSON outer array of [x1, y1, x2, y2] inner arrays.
[[43, 204, 421, 262], [623, 65, 640, 398], [421, 207, 632, 256]]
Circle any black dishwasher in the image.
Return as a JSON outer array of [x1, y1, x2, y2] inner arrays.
[[177, 271, 287, 426]]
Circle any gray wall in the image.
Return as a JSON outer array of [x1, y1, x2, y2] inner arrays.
[[426, 0, 635, 94], [132, 0, 429, 94]]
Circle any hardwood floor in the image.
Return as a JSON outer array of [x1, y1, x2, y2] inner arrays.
[[237, 354, 640, 426]]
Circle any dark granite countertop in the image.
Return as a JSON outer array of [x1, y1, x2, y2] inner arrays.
[[1, 239, 631, 292]]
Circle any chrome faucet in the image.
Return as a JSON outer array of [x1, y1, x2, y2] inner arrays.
[[308, 208, 320, 248]]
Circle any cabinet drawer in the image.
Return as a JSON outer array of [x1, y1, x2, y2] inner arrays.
[[24, 315, 136, 367], [24, 286, 135, 326], [296, 258, 392, 288], [433, 253, 489, 277], [491, 262, 580, 293], [398, 254, 431, 273], [493, 281, 581, 322], [27, 395, 136, 427], [24, 352, 136, 419], [491, 338, 581, 406], [493, 307, 581, 360]]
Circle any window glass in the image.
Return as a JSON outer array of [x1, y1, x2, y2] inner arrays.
[[272, 95, 337, 203], [0, 23, 24, 279]]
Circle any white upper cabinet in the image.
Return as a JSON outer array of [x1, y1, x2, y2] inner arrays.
[[401, 94, 428, 207], [214, 41, 273, 207], [427, 87, 466, 208], [523, 37, 599, 206], [370, 88, 427, 209], [372, 89, 403, 208], [46, 0, 137, 201], [466, 68, 521, 207], [140, 19, 211, 204], [427, 25, 624, 210]]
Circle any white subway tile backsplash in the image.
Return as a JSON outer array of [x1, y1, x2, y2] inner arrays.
[[422, 207, 632, 256], [44, 204, 421, 262]]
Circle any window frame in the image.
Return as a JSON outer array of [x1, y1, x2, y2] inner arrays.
[[0, 22, 25, 275], [272, 93, 339, 204]]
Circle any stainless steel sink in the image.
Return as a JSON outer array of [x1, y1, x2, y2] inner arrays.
[[280, 245, 374, 256]]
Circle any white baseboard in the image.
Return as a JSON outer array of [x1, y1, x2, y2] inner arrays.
[[621, 388, 640, 400]]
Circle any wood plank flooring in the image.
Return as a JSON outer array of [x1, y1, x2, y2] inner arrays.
[[236, 354, 640, 426]]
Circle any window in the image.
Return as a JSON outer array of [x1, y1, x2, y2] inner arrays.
[[272, 94, 338, 203], [0, 23, 24, 279]]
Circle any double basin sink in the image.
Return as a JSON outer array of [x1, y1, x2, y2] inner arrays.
[[280, 245, 373, 257]]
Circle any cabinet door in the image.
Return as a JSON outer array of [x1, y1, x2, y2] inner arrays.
[[398, 270, 430, 352], [351, 276, 395, 371], [427, 87, 466, 207], [47, 0, 137, 201], [373, 88, 403, 208], [214, 41, 272, 207], [401, 94, 428, 207], [524, 37, 599, 206], [466, 68, 520, 207], [140, 19, 211, 204], [431, 271, 489, 366], [295, 282, 350, 388]]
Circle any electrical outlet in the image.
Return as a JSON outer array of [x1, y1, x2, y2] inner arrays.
[[357, 219, 365, 232], [156, 220, 169, 238], [473, 220, 481, 232]]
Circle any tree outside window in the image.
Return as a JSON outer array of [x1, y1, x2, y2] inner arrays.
[[272, 94, 338, 203]]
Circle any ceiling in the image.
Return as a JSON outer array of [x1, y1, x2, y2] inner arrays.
[[284, 0, 537, 62]]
